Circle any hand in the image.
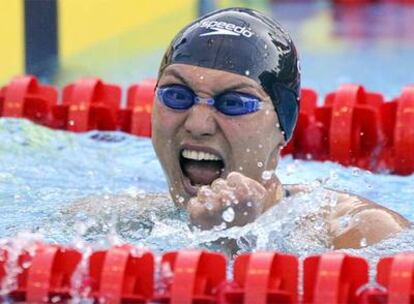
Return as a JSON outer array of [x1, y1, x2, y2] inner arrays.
[[186, 171, 282, 230]]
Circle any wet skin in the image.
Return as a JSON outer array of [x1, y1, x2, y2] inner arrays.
[[152, 63, 410, 249]]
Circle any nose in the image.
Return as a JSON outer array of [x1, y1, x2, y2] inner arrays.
[[184, 103, 217, 138]]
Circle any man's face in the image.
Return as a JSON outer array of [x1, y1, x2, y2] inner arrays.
[[152, 64, 284, 207]]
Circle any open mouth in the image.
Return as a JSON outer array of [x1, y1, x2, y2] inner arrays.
[[179, 148, 225, 192]]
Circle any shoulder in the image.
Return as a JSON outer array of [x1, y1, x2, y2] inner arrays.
[[283, 184, 410, 249], [327, 189, 410, 249]]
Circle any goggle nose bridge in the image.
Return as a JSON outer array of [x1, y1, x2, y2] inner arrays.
[[194, 96, 215, 106]]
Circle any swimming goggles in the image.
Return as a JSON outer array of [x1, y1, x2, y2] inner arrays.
[[156, 84, 262, 116]]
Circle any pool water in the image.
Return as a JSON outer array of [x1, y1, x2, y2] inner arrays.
[[0, 118, 413, 262], [0, 2, 414, 292]]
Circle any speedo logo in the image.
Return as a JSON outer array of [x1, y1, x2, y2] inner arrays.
[[199, 20, 254, 38]]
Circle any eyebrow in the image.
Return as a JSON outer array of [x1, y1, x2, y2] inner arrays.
[[163, 68, 263, 96]]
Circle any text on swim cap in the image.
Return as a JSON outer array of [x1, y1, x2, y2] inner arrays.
[[199, 20, 253, 38]]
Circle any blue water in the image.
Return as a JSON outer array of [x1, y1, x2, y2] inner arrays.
[[0, 3, 413, 286]]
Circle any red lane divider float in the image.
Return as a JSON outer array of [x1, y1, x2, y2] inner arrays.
[[0, 75, 57, 126], [1, 75, 414, 175], [55, 78, 122, 132], [304, 252, 368, 304], [321, 84, 384, 169], [88, 245, 153, 303], [221, 252, 298, 304], [155, 250, 226, 303], [0, 243, 81, 302], [119, 79, 156, 137], [1, 245, 414, 303], [381, 85, 414, 175]]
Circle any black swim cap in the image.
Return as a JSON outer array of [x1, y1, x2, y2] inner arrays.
[[158, 7, 301, 141]]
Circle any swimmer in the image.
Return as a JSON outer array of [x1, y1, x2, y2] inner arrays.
[[150, 7, 410, 249]]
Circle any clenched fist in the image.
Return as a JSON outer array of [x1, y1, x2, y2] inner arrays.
[[186, 171, 283, 230]]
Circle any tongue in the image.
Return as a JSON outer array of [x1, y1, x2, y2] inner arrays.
[[182, 159, 223, 185]]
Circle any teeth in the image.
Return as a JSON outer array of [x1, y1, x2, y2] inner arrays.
[[182, 149, 221, 161]]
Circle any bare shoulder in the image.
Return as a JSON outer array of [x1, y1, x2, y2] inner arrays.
[[326, 189, 410, 249], [283, 184, 411, 249]]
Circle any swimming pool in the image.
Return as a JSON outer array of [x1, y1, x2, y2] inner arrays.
[[0, 2, 414, 302]]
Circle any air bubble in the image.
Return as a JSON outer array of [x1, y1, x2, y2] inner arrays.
[[199, 75, 204, 80], [257, 162, 263, 168], [68, 120, 75, 126], [246, 148, 250, 153], [222, 207, 235, 222], [246, 201, 253, 207], [239, 166, 243, 171], [245, 70, 250, 76], [178, 196, 185, 204]]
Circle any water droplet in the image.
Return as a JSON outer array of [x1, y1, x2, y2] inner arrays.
[[352, 168, 360, 176], [261, 170, 273, 180], [257, 162, 263, 168], [329, 170, 338, 180], [360, 238, 367, 247], [338, 215, 351, 231], [222, 207, 235, 222], [22, 261, 31, 269]]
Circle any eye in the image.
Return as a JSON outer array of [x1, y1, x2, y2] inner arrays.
[[215, 92, 261, 116], [159, 85, 195, 109]]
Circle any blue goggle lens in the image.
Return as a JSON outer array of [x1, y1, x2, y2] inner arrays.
[[158, 85, 194, 109]]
